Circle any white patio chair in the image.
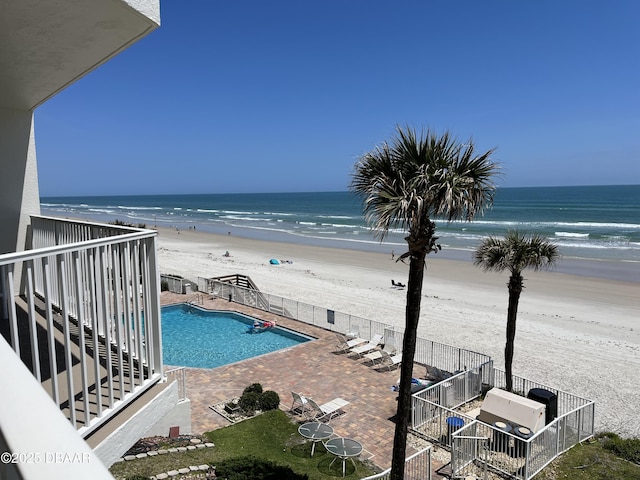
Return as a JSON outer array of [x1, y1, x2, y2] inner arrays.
[[290, 391, 309, 416], [350, 334, 384, 357], [306, 397, 350, 422], [379, 353, 402, 371], [334, 333, 368, 353], [363, 342, 396, 365]]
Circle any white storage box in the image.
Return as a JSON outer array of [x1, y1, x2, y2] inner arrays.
[[477, 387, 546, 432]]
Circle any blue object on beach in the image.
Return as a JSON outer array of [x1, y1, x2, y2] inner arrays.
[[269, 258, 280, 265]]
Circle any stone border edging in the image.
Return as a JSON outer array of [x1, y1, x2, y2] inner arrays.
[[113, 438, 216, 480], [151, 464, 212, 479]]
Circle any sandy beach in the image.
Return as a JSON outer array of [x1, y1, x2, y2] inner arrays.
[[155, 226, 640, 438]]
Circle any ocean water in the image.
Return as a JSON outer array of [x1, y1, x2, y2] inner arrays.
[[41, 185, 640, 279]]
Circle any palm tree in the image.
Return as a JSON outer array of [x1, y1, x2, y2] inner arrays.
[[350, 126, 499, 480], [473, 230, 559, 392]]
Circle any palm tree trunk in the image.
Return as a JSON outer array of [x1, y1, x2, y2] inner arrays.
[[505, 272, 523, 392], [389, 250, 425, 480]]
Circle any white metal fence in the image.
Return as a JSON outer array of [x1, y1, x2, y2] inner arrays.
[[166, 367, 187, 401], [0, 216, 164, 436], [360, 446, 432, 480], [202, 279, 492, 375], [410, 368, 594, 480]]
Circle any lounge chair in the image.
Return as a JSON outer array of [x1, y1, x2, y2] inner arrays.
[[290, 391, 309, 416], [363, 342, 396, 365], [379, 352, 402, 371], [306, 397, 350, 422], [350, 334, 384, 357], [334, 333, 368, 353]]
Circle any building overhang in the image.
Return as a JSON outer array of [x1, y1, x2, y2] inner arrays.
[[0, 0, 160, 111]]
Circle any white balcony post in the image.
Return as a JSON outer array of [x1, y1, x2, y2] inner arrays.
[[131, 242, 144, 384], [88, 248, 102, 417], [121, 241, 136, 391], [42, 256, 60, 406], [25, 262, 41, 382], [4, 264, 19, 358], [147, 236, 163, 375], [72, 251, 91, 426], [111, 245, 125, 399], [57, 254, 76, 426], [98, 245, 114, 408]]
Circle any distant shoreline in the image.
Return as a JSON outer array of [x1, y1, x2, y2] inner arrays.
[[41, 210, 640, 283]]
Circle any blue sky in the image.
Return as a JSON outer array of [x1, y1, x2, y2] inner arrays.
[[36, 0, 639, 197]]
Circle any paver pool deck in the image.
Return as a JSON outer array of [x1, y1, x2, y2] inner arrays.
[[160, 292, 447, 476]]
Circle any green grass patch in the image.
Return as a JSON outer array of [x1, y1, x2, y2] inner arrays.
[[535, 433, 640, 480], [110, 410, 379, 480]]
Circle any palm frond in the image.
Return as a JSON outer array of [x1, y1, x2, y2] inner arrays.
[[473, 230, 560, 274], [350, 126, 500, 246]]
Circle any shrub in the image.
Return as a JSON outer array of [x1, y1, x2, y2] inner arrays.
[[160, 280, 169, 291], [214, 456, 308, 480], [238, 391, 260, 414], [599, 432, 640, 464], [242, 383, 263, 396], [259, 390, 280, 411], [109, 219, 145, 228], [125, 476, 152, 480]]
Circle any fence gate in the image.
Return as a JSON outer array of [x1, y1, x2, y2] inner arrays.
[[451, 435, 489, 480]]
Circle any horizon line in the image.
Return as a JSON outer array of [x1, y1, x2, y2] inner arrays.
[[40, 183, 640, 199]]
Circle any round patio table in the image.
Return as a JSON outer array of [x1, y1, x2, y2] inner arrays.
[[298, 422, 333, 457], [324, 437, 363, 477]]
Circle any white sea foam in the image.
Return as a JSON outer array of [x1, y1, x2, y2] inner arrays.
[[555, 232, 589, 238], [221, 215, 266, 222], [88, 208, 116, 214], [320, 223, 363, 229], [264, 211, 295, 216], [223, 210, 260, 215], [116, 205, 160, 210]]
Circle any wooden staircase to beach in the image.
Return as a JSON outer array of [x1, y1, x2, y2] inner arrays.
[[209, 274, 292, 318]]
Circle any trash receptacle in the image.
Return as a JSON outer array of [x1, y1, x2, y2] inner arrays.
[[527, 388, 557, 425], [446, 416, 464, 444], [184, 283, 192, 294], [492, 421, 512, 452]]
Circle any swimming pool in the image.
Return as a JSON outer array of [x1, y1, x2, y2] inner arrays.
[[161, 304, 313, 368]]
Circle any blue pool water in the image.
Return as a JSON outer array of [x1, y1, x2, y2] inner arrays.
[[161, 304, 312, 368]]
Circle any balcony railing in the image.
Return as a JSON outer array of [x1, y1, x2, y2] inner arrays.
[[0, 216, 164, 437]]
